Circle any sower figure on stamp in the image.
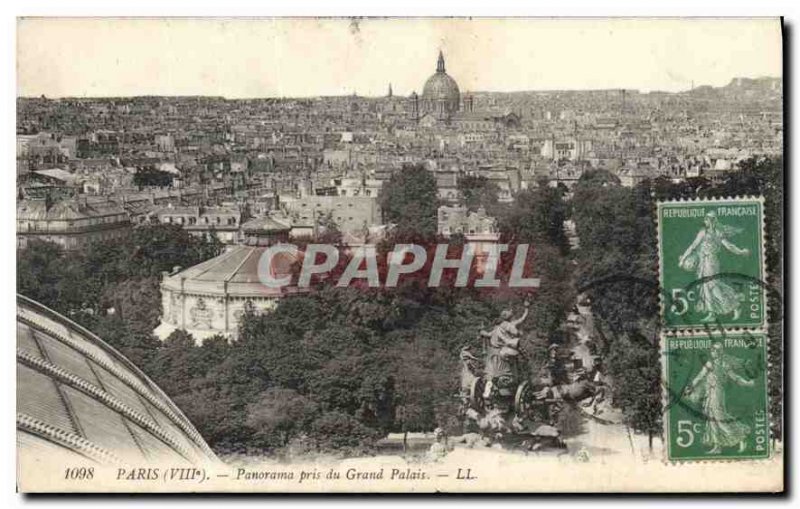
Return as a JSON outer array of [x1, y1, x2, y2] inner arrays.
[[678, 211, 751, 323], [682, 344, 755, 454]]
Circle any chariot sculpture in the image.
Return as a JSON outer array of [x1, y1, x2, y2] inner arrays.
[[459, 302, 601, 450]]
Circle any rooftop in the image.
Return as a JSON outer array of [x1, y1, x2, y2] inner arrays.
[[17, 295, 218, 465], [17, 198, 128, 222], [162, 244, 304, 298]]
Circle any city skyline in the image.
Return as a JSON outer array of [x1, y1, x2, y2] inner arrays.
[[18, 17, 782, 99]]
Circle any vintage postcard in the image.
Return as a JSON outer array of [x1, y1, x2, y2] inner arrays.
[[15, 17, 784, 493]]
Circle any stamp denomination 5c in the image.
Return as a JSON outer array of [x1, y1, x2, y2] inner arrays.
[[664, 332, 770, 461], [658, 198, 765, 330]]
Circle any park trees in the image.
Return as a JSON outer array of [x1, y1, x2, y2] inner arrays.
[[499, 185, 570, 254], [457, 174, 500, 215], [571, 170, 662, 446], [246, 388, 320, 448], [17, 223, 224, 381], [606, 332, 662, 449], [16, 157, 782, 455], [379, 163, 440, 237]]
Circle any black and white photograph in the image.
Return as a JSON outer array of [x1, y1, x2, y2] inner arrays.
[[12, 15, 785, 493]]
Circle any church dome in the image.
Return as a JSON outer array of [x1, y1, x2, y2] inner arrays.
[[420, 51, 460, 120], [16, 295, 218, 470], [422, 72, 461, 103]]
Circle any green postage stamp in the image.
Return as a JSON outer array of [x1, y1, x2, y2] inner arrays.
[[657, 197, 766, 330], [664, 332, 770, 461]]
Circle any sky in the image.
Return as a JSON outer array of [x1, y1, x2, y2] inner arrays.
[[17, 17, 783, 98]]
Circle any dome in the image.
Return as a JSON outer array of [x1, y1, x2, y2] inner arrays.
[[241, 216, 291, 234], [422, 72, 461, 103], [16, 295, 218, 469], [241, 215, 292, 246], [160, 244, 303, 301], [420, 51, 460, 120]]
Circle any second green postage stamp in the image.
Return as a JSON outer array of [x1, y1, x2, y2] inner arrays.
[[664, 332, 770, 461], [658, 197, 765, 330]]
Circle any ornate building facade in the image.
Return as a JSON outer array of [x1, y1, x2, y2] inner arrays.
[[154, 216, 305, 343]]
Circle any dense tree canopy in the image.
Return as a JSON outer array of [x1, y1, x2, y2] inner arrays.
[[457, 174, 500, 215], [379, 163, 440, 237], [17, 224, 223, 367]]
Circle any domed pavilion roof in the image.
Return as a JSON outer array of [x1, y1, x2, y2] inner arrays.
[[16, 295, 218, 466], [161, 244, 305, 299]]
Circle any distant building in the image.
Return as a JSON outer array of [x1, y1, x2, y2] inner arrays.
[[18, 168, 81, 198], [452, 111, 521, 132], [17, 198, 131, 250], [17, 132, 75, 161], [437, 205, 501, 274], [541, 138, 593, 161], [434, 170, 460, 204], [438, 205, 497, 237], [410, 52, 524, 130], [156, 205, 242, 244], [281, 195, 381, 233], [332, 177, 383, 198], [32, 168, 80, 187], [155, 133, 176, 152]]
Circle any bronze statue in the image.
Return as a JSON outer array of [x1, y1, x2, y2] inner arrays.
[[479, 301, 529, 395], [458, 300, 599, 451]]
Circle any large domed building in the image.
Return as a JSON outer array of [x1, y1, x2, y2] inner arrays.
[[154, 216, 306, 343], [410, 51, 462, 122], [422, 51, 461, 119]]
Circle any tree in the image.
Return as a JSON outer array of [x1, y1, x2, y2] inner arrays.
[[606, 332, 662, 450], [133, 167, 174, 188], [498, 186, 569, 254], [379, 163, 440, 237], [457, 174, 499, 214], [309, 411, 380, 453], [17, 240, 68, 309], [573, 168, 620, 189], [571, 173, 662, 443], [572, 176, 658, 335], [316, 211, 343, 245], [246, 388, 320, 448], [123, 224, 223, 277], [495, 185, 574, 337], [99, 277, 162, 334]]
